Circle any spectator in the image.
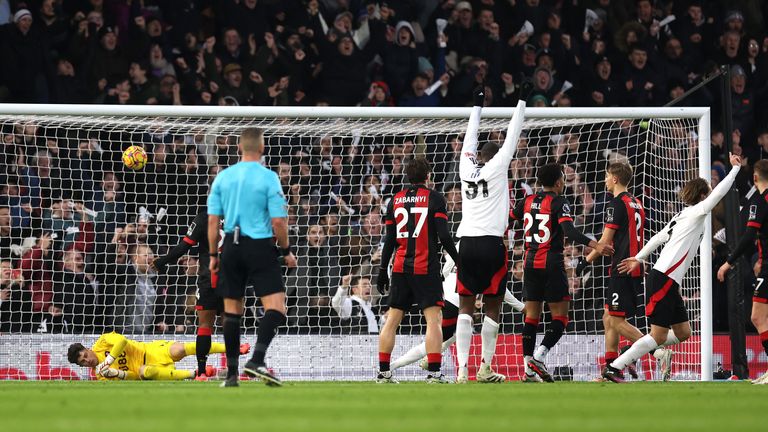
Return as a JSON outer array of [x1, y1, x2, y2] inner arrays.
[[51, 249, 100, 333], [331, 275, 381, 334], [0, 9, 54, 102], [128, 61, 159, 104], [0, 259, 27, 333]]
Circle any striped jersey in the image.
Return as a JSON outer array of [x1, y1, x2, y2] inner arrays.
[[384, 185, 448, 275], [604, 192, 645, 278], [510, 191, 574, 269]]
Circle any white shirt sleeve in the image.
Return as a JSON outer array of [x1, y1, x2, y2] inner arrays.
[[503, 289, 525, 312], [635, 219, 674, 261], [459, 106, 482, 180], [479, 100, 526, 177], [331, 286, 352, 319], [691, 165, 741, 217]]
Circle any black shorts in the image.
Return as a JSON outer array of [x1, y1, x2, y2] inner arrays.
[[457, 236, 507, 297], [523, 264, 570, 303], [645, 269, 688, 328], [195, 276, 223, 312], [753, 270, 768, 304], [388, 273, 444, 311], [605, 276, 642, 318], [218, 235, 284, 299], [441, 301, 459, 341]]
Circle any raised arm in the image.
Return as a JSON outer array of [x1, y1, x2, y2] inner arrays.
[[331, 276, 353, 319], [461, 89, 485, 157], [498, 100, 526, 163], [693, 153, 741, 216]]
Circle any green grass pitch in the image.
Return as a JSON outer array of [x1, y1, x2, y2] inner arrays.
[[0, 381, 762, 432]]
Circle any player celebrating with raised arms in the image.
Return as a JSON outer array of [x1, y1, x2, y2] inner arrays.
[[581, 163, 672, 380], [604, 152, 742, 383], [67, 332, 249, 381], [453, 89, 525, 384], [377, 158, 459, 384], [717, 159, 768, 384], [511, 164, 614, 382]]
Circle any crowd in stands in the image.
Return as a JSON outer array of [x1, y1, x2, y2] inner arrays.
[[1, 0, 767, 335]]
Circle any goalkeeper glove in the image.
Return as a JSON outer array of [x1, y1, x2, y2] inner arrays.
[[377, 268, 390, 294], [99, 368, 126, 379], [95, 354, 115, 375], [575, 257, 590, 275], [473, 85, 486, 107]]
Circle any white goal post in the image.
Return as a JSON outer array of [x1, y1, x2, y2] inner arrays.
[[0, 104, 711, 381]]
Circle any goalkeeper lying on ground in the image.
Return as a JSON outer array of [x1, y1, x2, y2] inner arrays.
[[67, 332, 249, 380]]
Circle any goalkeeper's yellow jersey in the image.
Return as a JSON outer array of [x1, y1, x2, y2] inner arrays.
[[91, 332, 146, 380]]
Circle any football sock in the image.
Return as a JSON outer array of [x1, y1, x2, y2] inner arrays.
[[662, 331, 680, 347], [223, 312, 242, 379], [142, 366, 194, 381], [605, 351, 619, 367], [390, 344, 425, 370], [481, 316, 499, 366], [611, 334, 657, 370], [455, 314, 473, 368], [533, 345, 549, 363], [623, 344, 657, 358], [761, 331, 768, 356], [427, 353, 441, 373], [251, 310, 286, 365], [195, 327, 212, 376], [522, 317, 539, 357], [379, 352, 391, 372], [541, 315, 568, 350]]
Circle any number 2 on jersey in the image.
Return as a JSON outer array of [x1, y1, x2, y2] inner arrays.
[[395, 207, 427, 238], [523, 213, 551, 243]]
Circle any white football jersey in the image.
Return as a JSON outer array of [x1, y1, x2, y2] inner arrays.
[[636, 165, 741, 284], [457, 101, 526, 238]]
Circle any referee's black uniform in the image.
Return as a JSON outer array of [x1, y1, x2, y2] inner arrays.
[[208, 149, 291, 386]]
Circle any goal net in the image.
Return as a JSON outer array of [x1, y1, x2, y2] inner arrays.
[[0, 105, 710, 381]]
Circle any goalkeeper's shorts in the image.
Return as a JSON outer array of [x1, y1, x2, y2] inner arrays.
[[144, 340, 175, 367]]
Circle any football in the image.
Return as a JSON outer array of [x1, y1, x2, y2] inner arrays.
[[122, 145, 147, 170]]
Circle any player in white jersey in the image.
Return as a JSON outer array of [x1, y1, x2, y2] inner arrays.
[[389, 251, 525, 375], [602, 153, 742, 383], [454, 88, 526, 383]]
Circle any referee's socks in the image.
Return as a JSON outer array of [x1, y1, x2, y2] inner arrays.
[[251, 310, 286, 365], [223, 313, 242, 379]]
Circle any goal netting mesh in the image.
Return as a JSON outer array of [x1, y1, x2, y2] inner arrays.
[[0, 110, 706, 381]]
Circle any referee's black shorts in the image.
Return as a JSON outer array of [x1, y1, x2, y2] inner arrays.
[[218, 234, 284, 299]]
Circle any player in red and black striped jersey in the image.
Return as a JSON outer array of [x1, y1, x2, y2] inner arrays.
[[510, 164, 613, 382], [582, 163, 672, 379], [718, 160, 768, 384], [377, 158, 459, 383], [151, 210, 226, 380]]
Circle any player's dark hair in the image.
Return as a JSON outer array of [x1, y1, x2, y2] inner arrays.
[[479, 142, 500, 163], [406, 157, 431, 184], [537, 163, 564, 187], [67, 343, 86, 364], [679, 178, 710, 205], [754, 160, 768, 182], [608, 162, 633, 186]]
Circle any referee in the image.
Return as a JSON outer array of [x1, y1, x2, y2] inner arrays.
[[207, 127, 297, 387]]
